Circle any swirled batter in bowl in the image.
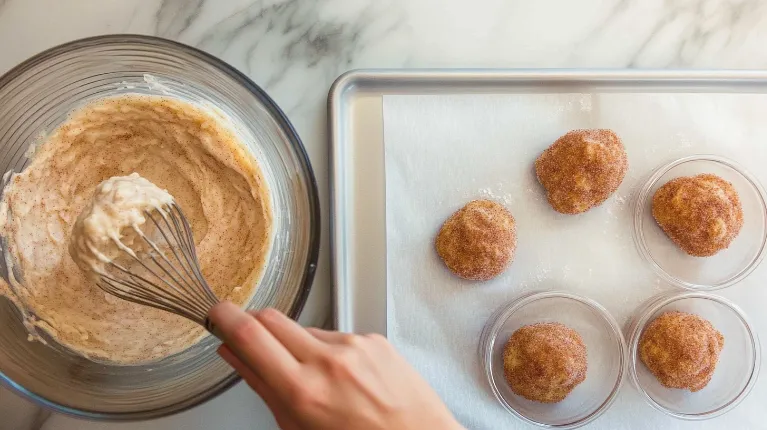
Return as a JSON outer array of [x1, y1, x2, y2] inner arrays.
[[0, 95, 272, 364]]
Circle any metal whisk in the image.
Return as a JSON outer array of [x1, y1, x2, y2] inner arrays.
[[94, 201, 220, 334]]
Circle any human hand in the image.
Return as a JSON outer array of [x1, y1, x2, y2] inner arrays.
[[208, 302, 464, 430]]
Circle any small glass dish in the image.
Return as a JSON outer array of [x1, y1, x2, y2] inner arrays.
[[633, 155, 767, 290], [627, 292, 760, 420], [479, 291, 627, 429]]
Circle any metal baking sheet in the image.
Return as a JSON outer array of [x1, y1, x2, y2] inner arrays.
[[328, 69, 767, 334]]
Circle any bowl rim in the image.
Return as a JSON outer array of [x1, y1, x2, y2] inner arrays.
[[632, 154, 767, 291], [479, 290, 628, 429], [626, 291, 761, 420], [0, 34, 320, 421]]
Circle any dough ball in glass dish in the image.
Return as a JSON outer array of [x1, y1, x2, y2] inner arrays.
[[652, 173, 743, 257], [639, 311, 724, 392], [503, 322, 588, 403], [535, 129, 628, 215], [435, 199, 516, 281]]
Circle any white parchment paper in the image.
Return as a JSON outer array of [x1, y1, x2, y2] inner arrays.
[[383, 93, 767, 430]]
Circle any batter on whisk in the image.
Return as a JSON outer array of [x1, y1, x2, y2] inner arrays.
[[68, 173, 176, 279], [0, 95, 272, 364]]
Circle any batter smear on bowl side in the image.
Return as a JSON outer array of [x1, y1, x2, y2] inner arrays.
[[0, 95, 272, 364]]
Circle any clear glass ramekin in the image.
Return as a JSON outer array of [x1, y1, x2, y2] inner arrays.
[[479, 291, 627, 429], [633, 155, 767, 290], [0, 35, 320, 420], [627, 292, 760, 420]]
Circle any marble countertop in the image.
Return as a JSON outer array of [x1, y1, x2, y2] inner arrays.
[[2, 0, 767, 429]]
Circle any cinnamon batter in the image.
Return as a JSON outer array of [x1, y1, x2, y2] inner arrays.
[[69, 173, 176, 279], [0, 95, 272, 364]]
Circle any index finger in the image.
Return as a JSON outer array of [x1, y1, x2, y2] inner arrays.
[[249, 309, 326, 361], [209, 302, 299, 389]]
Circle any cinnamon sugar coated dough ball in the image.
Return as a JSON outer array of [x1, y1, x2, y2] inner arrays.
[[535, 129, 628, 214], [639, 311, 724, 392], [435, 199, 517, 281], [503, 323, 588, 403], [652, 174, 743, 257]]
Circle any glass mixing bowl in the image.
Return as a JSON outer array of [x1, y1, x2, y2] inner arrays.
[[0, 35, 320, 420]]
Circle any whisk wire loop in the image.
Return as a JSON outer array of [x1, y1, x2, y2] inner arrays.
[[94, 201, 220, 328]]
